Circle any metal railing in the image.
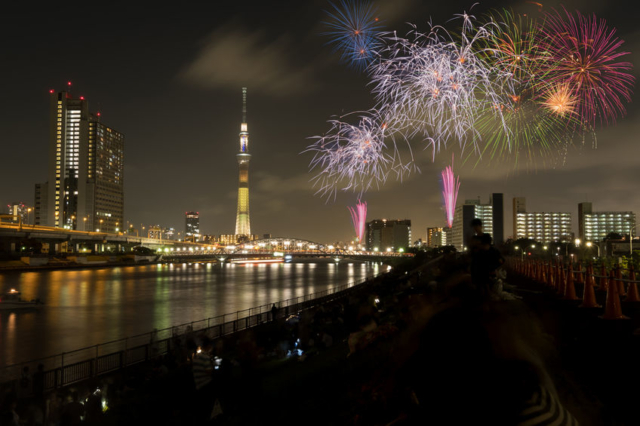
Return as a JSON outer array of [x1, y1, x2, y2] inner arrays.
[[0, 274, 381, 391]]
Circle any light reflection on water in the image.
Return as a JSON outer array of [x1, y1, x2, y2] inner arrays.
[[0, 260, 375, 366]]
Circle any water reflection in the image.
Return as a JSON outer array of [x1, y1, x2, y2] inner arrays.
[[0, 260, 376, 366]]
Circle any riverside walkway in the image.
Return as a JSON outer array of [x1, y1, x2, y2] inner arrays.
[[3, 253, 638, 425]]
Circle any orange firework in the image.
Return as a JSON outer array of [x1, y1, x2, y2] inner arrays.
[[543, 84, 577, 116]]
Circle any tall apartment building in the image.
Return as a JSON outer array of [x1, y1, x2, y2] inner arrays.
[[427, 227, 444, 247], [512, 197, 527, 238], [578, 202, 636, 242], [513, 197, 572, 243], [365, 219, 412, 251], [451, 199, 493, 251], [34, 89, 124, 233]]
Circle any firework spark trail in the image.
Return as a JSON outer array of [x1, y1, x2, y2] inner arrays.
[[348, 200, 368, 243], [537, 7, 634, 128], [441, 158, 460, 228], [323, 0, 384, 70]]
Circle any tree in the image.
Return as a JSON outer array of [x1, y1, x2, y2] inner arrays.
[[604, 232, 623, 241]]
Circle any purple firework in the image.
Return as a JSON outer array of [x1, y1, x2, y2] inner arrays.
[[348, 200, 367, 243], [537, 7, 634, 128], [441, 160, 460, 228]]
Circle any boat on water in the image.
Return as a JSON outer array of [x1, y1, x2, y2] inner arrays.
[[0, 289, 44, 310]]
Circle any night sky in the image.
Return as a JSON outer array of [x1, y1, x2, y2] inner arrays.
[[0, 0, 637, 244]]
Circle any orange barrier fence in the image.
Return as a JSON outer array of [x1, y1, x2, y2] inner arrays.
[[508, 258, 639, 320]]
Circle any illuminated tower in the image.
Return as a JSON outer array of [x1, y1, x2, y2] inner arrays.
[[235, 87, 251, 237]]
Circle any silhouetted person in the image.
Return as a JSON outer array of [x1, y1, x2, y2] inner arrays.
[[271, 303, 278, 321], [467, 218, 485, 256], [470, 234, 504, 299]]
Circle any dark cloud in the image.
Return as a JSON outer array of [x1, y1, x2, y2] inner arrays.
[[179, 23, 318, 97]]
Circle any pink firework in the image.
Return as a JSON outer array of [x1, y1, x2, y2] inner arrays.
[[441, 161, 460, 228], [537, 7, 634, 128], [348, 200, 367, 243]]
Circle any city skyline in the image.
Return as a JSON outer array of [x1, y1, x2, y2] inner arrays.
[[0, 0, 638, 244]]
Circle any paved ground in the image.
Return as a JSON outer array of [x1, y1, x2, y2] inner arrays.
[[508, 271, 640, 426]]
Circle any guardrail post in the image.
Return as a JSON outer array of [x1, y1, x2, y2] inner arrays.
[[60, 353, 65, 386]]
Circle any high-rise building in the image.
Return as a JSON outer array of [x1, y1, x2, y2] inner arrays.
[[512, 197, 526, 238], [235, 87, 251, 237], [35, 89, 124, 233], [491, 193, 504, 245], [513, 198, 572, 243], [185, 212, 200, 241], [578, 202, 636, 242], [451, 199, 493, 251], [365, 219, 411, 251]]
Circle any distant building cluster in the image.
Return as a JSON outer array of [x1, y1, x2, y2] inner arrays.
[[429, 193, 637, 251]]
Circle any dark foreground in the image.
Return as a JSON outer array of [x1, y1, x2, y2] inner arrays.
[[3, 254, 639, 425]]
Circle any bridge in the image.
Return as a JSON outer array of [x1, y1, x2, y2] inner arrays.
[[0, 224, 412, 261]]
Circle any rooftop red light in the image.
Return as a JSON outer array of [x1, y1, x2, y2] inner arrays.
[[49, 89, 54, 94]]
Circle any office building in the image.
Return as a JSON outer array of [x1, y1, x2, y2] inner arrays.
[[185, 212, 200, 242], [513, 198, 572, 243], [235, 87, 252, 237], [35, 89, 124, 233], [578, 202, 636, 242], [365, 219, 412, 251], [451, 199, 494, 251]]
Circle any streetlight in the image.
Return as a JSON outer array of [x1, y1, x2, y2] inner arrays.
[[83, 217, 87, 231], [627, 218, 636, 256], [586, 241, 600, 258]]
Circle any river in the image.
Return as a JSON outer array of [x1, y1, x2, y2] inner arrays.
[[0, 259, 381, 367]]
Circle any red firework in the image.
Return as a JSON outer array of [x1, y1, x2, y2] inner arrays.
[[537, 7, 634, 128]]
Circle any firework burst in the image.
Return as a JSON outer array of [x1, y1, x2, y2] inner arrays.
[[369, 12, 514, 156], [323, 0, 384, 71], [537, 7, 634, 128], [305, 112, 416, 200]]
